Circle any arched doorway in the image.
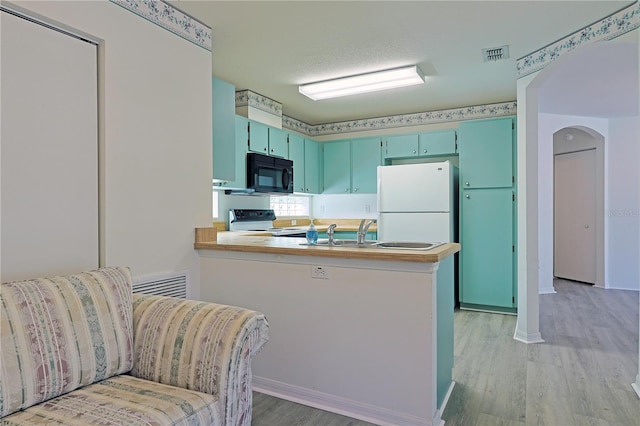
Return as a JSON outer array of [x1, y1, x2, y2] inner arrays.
[[515, 36, 639, 394], [517, 40, 638, 341]]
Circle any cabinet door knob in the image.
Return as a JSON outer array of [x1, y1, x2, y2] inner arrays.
[[423, 149, 427, 153], [412, 150, 417, 154], [465, 181, 470, 186], [264, 147, 267, 151], [344, 188, 349, 192], [354, 187, 359, 192], [465, 194, 470, 199]]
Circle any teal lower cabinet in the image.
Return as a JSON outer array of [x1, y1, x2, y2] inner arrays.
[[436, 255, 454, 409], [459, 187, 516, 313]]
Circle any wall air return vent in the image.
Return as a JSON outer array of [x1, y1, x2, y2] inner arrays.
[[133, 270, 188, 298], [482, 45, 510, 62]]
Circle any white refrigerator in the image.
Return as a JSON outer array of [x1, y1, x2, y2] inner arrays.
[[377, 161, 458, 243]]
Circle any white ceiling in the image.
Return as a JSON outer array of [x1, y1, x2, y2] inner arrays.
[[174, 1, 636, 125]]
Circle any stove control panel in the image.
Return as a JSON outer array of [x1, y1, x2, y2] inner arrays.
[[229, 209, 277, 223]]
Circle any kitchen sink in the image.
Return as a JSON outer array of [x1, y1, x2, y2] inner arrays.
[[374, 241, 445, 250], [305, 240, 444, 250]]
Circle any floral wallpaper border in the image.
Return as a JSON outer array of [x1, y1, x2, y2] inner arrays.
[[108, 0, 212, 51], [517, 1, 639, 77], [282, 101, 517, 137], [235, 90, 283, 118]]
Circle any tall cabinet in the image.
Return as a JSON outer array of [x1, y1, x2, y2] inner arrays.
[[458, 117, 517, 313]]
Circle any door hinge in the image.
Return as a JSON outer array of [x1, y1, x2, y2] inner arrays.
[[512, 122, 515, 130], [512, 175, 515, 184], [512, 296, 515, 303], [454, 131, 458, 142], [512, 193, 515, 201], [512, 245, 515, 252]]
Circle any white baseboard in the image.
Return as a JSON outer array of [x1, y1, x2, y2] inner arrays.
[[632, 375, 640, 398], [513, 323, 544, 344], [436, 381, 456, 425], [252, 376, 434, 426], [538, 286, 557, 295]]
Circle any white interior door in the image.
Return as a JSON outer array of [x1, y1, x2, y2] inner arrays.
[[1, 10, 99, 282], [554, 149, 597, 283]]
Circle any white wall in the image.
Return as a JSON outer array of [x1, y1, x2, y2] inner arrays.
[[14, 1, 213, 297], [607, 116, 640, 290]]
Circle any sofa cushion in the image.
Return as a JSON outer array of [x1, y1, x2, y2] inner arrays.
[[0, 267, 133, 417], [0, 374, 220, 425]]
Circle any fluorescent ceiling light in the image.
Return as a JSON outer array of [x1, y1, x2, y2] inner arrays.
[[299, 65, 425, 101]]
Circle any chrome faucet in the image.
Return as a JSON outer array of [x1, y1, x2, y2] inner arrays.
[[357, 219, 377, 244], [327, 223, 338, 246]]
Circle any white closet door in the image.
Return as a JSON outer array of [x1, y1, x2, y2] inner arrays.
[[1, 10, 98, 282]]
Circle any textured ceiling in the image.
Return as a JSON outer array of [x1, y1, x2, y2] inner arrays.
[[174, 1, 635, 125]]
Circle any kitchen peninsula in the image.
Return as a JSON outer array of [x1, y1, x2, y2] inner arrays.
[[196, 230, 459, 426]]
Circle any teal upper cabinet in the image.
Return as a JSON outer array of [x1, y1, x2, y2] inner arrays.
[[247, 120, 269, 155], [247, 120, 287, 158], [224, 116, 248, 188], [351, 137, 382, 193], [384, 134, 419, 158], [323, 138, 381, 194], [304, 138, 321, 194], [288, 133, 305, 192], [418, 130, 457, 156], [323, 140, 351, 194], [212, 77, 236, 181], [459, 118, 513, 189], [288, 133, 321, 194], [268, 127, 288, 158]]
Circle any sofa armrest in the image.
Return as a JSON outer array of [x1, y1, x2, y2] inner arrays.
[[130, 293, 269, 426]]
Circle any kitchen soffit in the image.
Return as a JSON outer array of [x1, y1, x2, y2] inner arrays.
[[173, 1, 635, 125]]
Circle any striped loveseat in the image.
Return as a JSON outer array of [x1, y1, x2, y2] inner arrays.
[[0, 266, 269, 425]]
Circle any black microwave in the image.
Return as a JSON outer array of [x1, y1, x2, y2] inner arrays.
[[246, 152, 293, 194]]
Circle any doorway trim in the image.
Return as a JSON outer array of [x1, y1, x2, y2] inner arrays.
[[553, 127, 605, 288]]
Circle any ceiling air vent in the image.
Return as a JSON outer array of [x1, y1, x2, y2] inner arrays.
[[482, 45, 510, 62]]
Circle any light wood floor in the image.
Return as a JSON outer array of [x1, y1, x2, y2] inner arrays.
[[251, 279, 639, 425]]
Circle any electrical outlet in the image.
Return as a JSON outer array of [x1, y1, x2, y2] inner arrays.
[[291, 219, 297, 226], [364, 204, 371, 213], [311, 266, 329, 279]]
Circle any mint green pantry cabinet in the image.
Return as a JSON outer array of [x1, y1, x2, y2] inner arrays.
[[323, 138, 381, 194], [288, 133, 321, 194], [460, 188, 514, 308], [458, 117, 516, 313], [459, 118, 513, 189]]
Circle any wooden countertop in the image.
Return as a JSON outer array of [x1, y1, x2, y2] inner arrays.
[[195, 229, 459, 263]]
